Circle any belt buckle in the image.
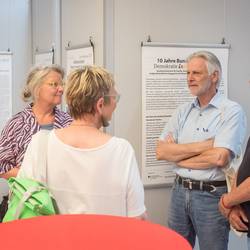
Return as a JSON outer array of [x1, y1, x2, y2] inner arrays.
[[209, 185, 216, 193]]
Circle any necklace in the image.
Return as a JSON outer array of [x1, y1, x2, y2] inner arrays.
[[70, 123, 96, 128]]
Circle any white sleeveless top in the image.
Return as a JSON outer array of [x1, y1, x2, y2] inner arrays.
[[19, 130, 146, 217]]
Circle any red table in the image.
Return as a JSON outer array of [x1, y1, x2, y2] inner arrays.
[[0, 214, 191, 250]]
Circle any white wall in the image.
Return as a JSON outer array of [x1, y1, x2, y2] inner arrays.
[[32, 0, 104, 72], [31, 0, 61, 63], [109, 1, 250, 249], [61, 0, 104, 67], [0, 0, 32, 114], [10, 0, 250, 248], [0, 0, 32, 197]]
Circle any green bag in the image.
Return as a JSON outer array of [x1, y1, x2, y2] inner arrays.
[[3, 130, 58, 222], [2, 177, 58, 222]]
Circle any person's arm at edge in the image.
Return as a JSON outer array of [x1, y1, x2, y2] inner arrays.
[[222, 177, 250, 208], [0, 113, 24, 179], [228, 206, 248, 231]]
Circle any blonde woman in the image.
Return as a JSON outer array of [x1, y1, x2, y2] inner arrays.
[[0, 65, 72, 179], [20, 66, 146, 219]]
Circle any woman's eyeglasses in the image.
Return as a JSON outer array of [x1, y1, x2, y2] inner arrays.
[[104, 94, 121, 103], [47, 81, 65, 88]]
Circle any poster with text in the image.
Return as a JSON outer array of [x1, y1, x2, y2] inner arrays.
[[66, 46, 94, 76], [34, 51, 53, 66], [63, 46, 94, 112], [141, 44, 229, 186], [0, 52, 12, 132]]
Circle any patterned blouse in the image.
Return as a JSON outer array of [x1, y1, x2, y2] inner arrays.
[[0, 104, 72, 174]]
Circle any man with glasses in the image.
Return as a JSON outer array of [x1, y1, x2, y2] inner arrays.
[[156, 51, 246, 250]]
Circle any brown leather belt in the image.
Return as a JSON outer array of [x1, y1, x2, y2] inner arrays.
[[175, 175, 227, 193]]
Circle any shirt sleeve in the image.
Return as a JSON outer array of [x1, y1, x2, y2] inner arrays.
[[0, 119, 18, 174], [214, 104, 247, 157], [126, 146, 146, 217]]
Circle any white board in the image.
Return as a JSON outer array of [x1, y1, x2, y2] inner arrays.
[[0, 52, 13, 132], [34, 51, 54, 66], [66, 46, 94, 76]]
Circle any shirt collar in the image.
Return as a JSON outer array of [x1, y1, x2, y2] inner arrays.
[[191, 91, 224, 109]]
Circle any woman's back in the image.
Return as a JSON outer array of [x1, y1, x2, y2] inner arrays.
[[20, 65, 146, 220], [20, 130, 145, 217]]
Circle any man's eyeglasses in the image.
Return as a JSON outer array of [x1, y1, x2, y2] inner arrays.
[[47, 81, 65, 88], [104, 94, 121, 103]]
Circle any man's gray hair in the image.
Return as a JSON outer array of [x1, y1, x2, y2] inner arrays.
[[186, 51, 222, 88]]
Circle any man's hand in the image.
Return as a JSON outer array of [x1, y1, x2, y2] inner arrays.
[[229, 206, 248, 232], [156, 133, 176, 161], [165, 133, 176, 144]]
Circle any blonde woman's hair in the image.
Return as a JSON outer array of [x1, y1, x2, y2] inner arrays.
[[65, 65, 115, 119], [22, 65, 64, 102]]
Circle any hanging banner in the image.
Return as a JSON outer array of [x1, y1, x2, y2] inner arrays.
[[62, 44, 94, 112], [0, 52, 12, 132], [66, 45, 94, 76], [141, 43, 229, 187], [34, 50, 54, 66]]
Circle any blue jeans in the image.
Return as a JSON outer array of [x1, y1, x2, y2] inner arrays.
[[168, 182, 230, 250]]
